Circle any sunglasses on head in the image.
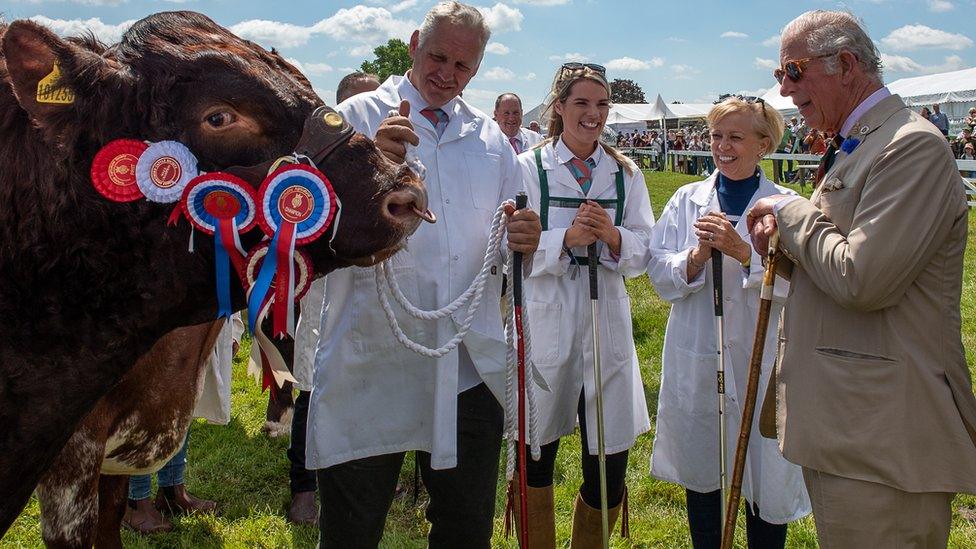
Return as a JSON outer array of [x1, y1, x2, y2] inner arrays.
[[773, 53, 837, 84], [560, 62, 607, 74]]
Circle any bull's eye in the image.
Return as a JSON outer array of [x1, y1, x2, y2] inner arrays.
[[205, 111, 236, 128]]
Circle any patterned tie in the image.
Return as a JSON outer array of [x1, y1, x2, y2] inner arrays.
[[815, 134, 845, 185], [567, 157, 597, 194], [420, 107, 449, 137], [509, 136, 522, 154]]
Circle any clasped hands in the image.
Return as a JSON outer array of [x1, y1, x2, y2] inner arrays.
[[376, 99, 541, 255], [691, 211, 751, 267], [564, 201, 621, 255]]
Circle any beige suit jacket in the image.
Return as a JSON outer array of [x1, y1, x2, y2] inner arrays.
[[759, 94, 976, 493]]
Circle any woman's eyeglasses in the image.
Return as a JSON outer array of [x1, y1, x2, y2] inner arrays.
[[773, 53, 836, 84]]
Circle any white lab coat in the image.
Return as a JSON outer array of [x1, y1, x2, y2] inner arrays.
[[518, 140, 653, 454], [192, 313, 244, 425], [518, 127, 543, 151], [306, 75, 519, 470], [292, 278, 325, 392], [646, 172, 810, 523]]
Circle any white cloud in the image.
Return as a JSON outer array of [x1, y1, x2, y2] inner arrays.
[[548, 52, 589, 62], [667, 37, 689, 43], [881, 52, 967, 74], [349, 44, 374, 57], [389, 0, 419, 13], [754, 57, 778, 70], [880, 52, 924, 73], [524, 72, 536, 81], [881, 24, 972, 51], [482, 66, 516, 80], [230, 19, 313, 49], [25, 0, 126, 4], [670, 64, 700, 80], [459, 87, 499, 112], [762, 33, 781, 48], [29, 16, 135, 44], [512, 0, 569, 4], [928, 0, 954, 12], [312, 6, 416, 44], [603, 56, 664, 71], [735, 88, 770, 98], [303, 62, 334, 75], [721, 31, 748, 39], [477, 3, 523, 33], [486, 42, 511, 55]]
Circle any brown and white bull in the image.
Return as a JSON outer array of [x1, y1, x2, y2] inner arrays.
[[0, 11, 428, 546]]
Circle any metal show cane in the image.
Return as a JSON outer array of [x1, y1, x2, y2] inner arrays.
[[512, 192, 530, 549], [588, 242, 610, 549], [720, 232, 780, 549], [712, 248, 729, 534]]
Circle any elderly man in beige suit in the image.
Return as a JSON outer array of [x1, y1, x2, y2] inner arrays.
[[748, 10, 976, 548]]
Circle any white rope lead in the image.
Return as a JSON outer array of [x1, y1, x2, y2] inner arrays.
[[373, 200, 543, 477]]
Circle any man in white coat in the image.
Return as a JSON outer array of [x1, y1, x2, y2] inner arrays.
[[494, 92, 542, 154], [306, 2, 541, 547]]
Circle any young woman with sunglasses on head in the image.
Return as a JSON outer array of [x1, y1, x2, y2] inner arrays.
[[513, 62, 655, 547], [647, 97, 810, 549]]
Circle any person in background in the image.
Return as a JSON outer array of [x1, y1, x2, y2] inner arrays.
[[749, 10, 976, 546], [648, 97, 809, 549], [307, 3, 542, 547], [772, 122, 794, 183], [674, 131, 687, 173], [123, 315, 245, 534], [494, 92, 543, 153], [964, 106, 976, 129], [930, 103, 950, 137], [514, 62, 654, 547], [919, 106, 931, 121], [282, 71, 384, 527], [529, 119, 543, 135]]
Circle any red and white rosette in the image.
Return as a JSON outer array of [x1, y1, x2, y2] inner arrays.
[[136, 140, 198, 203], [248, 163, 338, 338], [90, 139, 148, 202]]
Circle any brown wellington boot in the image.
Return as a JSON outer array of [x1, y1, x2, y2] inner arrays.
[[123, 498, 173, 535], [155, 484, 217, 515], [287, 490, 319, 526], [513, 484, 556, 549], [570, 492, 621, 549]]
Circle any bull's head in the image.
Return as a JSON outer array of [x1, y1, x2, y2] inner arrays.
[[1, 11, 426, 309]]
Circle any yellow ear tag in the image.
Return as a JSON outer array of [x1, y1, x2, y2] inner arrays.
[[36, 62, 76, 105]]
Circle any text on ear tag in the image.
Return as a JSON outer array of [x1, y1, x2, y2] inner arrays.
[[36, 63, 76, 105]]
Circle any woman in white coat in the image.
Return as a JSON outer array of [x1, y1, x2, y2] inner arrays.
[[647, 97, 810, 548], [515, 63, 654, 548]]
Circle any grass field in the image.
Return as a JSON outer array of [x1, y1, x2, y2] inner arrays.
[[6, 166, 976, 548]]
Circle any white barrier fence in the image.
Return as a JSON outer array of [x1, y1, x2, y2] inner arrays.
[[643, 149, 976, 208]]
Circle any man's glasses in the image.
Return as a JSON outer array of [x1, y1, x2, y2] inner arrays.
[[560, 62, 606, 74], [773, 53, 836, 84]]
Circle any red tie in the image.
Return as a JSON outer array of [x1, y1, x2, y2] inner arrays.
[[420, 107, 448, 137], [509, 136, 521, 154]]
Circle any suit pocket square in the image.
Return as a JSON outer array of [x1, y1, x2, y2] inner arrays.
[[821, 177, 846, 192]]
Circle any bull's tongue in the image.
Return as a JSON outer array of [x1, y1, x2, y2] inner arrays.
[[412, 206, 436, 223]]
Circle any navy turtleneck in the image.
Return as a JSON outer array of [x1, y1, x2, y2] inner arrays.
[[717, 169, 761, 222]]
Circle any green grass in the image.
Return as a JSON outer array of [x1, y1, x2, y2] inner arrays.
[[6, 169, 976, 548]]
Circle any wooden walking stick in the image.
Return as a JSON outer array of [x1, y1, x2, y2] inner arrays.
[[588, 242, 610, 549], [720, 232, 780, 549], [512, 192, 530, 549]]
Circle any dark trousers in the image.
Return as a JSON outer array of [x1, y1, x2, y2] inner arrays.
[[521, 392, 629, 508], [316, 383, 504, 549], [288, 390, 318, 494], [685, 489, 787, 549]]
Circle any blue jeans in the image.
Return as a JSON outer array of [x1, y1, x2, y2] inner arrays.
[[129, 431, 190, 501]]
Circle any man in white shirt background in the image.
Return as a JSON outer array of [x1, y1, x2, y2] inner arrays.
[[493, 92, 543, 154]]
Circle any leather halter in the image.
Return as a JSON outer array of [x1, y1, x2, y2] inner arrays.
[[225, 105, 354, 184]]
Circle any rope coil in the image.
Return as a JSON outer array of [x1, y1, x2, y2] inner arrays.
[[372, 200, 543, 478]]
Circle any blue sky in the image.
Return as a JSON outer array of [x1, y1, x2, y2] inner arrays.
[[2, 0, 974, 114]]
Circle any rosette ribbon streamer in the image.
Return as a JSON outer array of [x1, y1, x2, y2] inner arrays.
[[180, 173, 257, 318]]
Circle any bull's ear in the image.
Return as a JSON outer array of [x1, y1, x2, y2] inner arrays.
[[2, 20, 110, 126]]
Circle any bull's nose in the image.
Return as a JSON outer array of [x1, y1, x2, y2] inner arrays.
[[383, 187, 435, 225]]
